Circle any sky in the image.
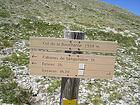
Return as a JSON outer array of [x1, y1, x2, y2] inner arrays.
[[101, 0, 140, 16]]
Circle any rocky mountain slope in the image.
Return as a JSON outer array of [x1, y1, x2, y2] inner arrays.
[[0, 0, 140, 105]]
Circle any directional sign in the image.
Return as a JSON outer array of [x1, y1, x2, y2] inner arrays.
[[29, 51, 115, 79], [30, 37, 118, 53]]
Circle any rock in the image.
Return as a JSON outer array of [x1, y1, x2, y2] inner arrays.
[[32, 90, 38, 97], [0, 48, 13, 55], [135, 38, 140, 45], [13, 40, 26, 49]]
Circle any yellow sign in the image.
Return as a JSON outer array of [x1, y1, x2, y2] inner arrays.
[[62, 99, 77, 105]]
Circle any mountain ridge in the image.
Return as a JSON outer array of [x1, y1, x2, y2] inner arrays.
[[0, 0, 140, 34]]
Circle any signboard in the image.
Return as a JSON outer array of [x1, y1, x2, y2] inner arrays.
[[29, 51, 115, 79], [30, 37, 118, 53], [29, 37, 117, 79]]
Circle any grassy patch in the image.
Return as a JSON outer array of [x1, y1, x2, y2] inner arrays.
[[138, 80, 140, 86], [86, 29, 136, 47], [88, 95, 103, 105], [0, 66, 13, 79], [19, 18, 64, 39], [47, 79, 60, 95], [114, 71, 123, 77], [0, 81, 18, 104], [0, 65, 31, 104], [0, 18, 64, 42], [24, 0, 31, 2], [2, 52, 29, 66], [0, 81, 31, 105], [92, 96, 103, 105], [0, 35, 15, 48], [109, 92, 122, 102], [0, 9, 10, 18], [0, 40, 13, 48], [87, 82, 94, 90]]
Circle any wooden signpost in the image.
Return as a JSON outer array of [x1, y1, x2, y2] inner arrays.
[[30, 51, 115, 79], [29, 30, 118, 105], [30, 37, 117, 53], [60, 31, 84, 105]]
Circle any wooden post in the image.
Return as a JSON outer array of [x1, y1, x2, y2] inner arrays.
[[60, 29, 85, 105]]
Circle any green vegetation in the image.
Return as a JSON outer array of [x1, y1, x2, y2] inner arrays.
[[0, 0, 140, 104], [0, 19, 64, 43], [0, 9, 10, 18], [0, 81, 18, 104], [109, 92, 122, 102], [0, 81, 31, 105], [86, 29, 136, 47], [0, 66, 13, 79], [114, 71, 123, 77], [2, 52, 29, 66], [87, 82, 94, 90], [92, 96, 103, 105], [0, 35, 15, 49], [0, 65, 31, 105], [24, 0, 31, 2], [138, 80, 140, 86], [19, 18, 64, 39], [47, 80, 60, 95], [88, 95, 103, 105]]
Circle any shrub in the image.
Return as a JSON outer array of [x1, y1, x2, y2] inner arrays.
[[0, 66, 13, 79], [2, 52, 29, 66], [0, 9, 10, 18]]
